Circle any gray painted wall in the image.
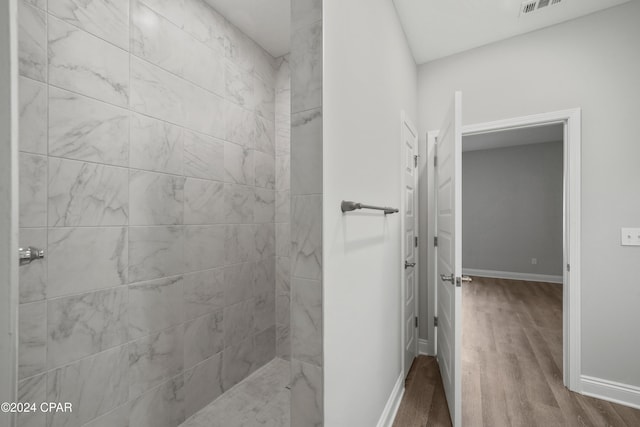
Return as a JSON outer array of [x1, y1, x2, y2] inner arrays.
[[462, 141, 563, 276], [418, 1, 640, 386]]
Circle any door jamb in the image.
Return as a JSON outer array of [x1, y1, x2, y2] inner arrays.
[[400, 110, 419, 379], [426, 108, 582, 391]]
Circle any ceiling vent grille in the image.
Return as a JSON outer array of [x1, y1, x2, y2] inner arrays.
[[520, 0, 562, 17]]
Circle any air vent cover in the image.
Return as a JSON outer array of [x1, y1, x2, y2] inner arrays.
[[520, 0, 563, 17]]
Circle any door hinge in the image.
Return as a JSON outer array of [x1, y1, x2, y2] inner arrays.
[[414, 236, 418, 247], [434, 155, 438, 167], [434, 236, 438, 247], [434, 316, 438, 327], [415, 316, 419, 328], [567, 263, 571, 272], [414, 154, 419, 168]]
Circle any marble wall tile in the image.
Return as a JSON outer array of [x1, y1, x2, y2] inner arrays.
[[48, 0, 130, 49], [184, 225, 225, 272], [254, 151, 275, 190], [224, 61, 254, 108], [254, 291, 275, 334], [223, 262, 253, 306], [19, 76, 47, 154], [254, 325, 276, 369], [128, 325, 184, 398], [18, 301, 46, 379], [19, 153, 47, 227], [184, 178, 224, 225], [276, 323, 290, 361], [183, 352, 223, 419], [224, 184, 254, 224], [275, 190, 290, 224], [254, 258, 275, 296], [48, 158, 129, 227], [291, 20, 322, 114], [17, 373, 46, 427], [183, 130, 224, 181], [48, 227, 128, 298], [222, 336, 254, 391], [276, 291, 290, 327], [275, 155, 290, 192], [47, 287, 128, 369], [18, 1, 46, 82], [225, 23, 255, 74], [291, 108, 322, 195], [291, 278, 322, 366], [290, 360, 323, 427], [276, 223, 290, 257], [128, 275, 184, 339], [291, 195, 322, 280], [275, 120, 291, 157], [223, 299, 254, 347], [46, 346, 129, 427], [182, 0, 228, 54], [19, 228, 47, 303], [128, 226, 184, 283], [254, 75, 275, 120], [23, 0, 45, 10], [130, 56, 183, 124], [183, 269, 225, 321], [49, 87, 129, 166], [139, 0, 185, 29], [255, 223, 275, 261], [224, 224, 254, 265], [292, 0, 323, 30], [275, 256, 290, 296], [253, 49, 278, 88], [129, 375, 185, 427], [224, 102, 255, 148], [224, 142, 253, 185], [255, 115, 275, 154], [182, 88, 226, 140], [183, 310, 223, 369], [131, 2, 225, 95], [48, 16, 129, 107], [130, 113, 183, 175], [129, 170, 184, 226], [254, 188, 275, 224], [81, 405, 129, 427]]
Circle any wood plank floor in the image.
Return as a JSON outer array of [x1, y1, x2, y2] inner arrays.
[[393, 277, 640, 427]]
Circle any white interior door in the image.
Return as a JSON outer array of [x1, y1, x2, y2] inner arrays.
[[401, 113, 419, 379], [436, 92, 463, 426]]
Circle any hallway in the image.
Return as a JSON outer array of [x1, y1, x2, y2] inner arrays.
[[393, 277, 640, 426]]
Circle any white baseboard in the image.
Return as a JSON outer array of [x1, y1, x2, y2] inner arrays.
[[462, 268, 563, 284], [581, 375, 640, 410], [419, 339, 431, 356], [376, 372, 405, 427]]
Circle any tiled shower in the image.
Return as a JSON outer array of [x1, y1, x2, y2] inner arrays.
[[13, 0, 324, 425]]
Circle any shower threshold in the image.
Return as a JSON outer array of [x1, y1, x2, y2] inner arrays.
[[181, 358, 290, 427]]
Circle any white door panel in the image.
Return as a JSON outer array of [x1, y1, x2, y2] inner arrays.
[[436, 92, 462, 426]]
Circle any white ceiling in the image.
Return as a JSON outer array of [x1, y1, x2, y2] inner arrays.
[[393, 0, 632, 64], [204, 0, 290, 58], [463, 124, 563, 152]]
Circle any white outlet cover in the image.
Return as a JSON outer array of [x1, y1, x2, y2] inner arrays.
[[621, 228, 640, 246]]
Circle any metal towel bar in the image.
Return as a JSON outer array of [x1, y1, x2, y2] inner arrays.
[[341, 200, 399, 215]]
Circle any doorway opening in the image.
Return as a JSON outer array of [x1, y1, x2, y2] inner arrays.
[[425, 108, 582, 423]]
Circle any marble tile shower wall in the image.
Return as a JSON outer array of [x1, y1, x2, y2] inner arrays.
[[16, 0, 280, 426], [274, 57, 291, 361], [290, 0, 323, 425]]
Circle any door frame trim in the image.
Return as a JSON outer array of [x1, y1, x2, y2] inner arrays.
[[426, 107, 582, 392], [400, 110, 419, 380]]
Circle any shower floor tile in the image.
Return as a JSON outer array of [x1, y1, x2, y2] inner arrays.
[[181, 358, 290, 427]]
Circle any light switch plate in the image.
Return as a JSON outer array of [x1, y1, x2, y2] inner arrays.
[[621, 228, 640, 246]]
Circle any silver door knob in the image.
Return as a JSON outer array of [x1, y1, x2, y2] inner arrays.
[[462, 276, 472, 283], [405, 261, 416, 269], [19, 246, 45, 266], [440, 273, 454, 283]]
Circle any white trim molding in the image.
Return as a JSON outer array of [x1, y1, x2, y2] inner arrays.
[[462, 268, 563, 284], [418, 339, 431, 356], [376, 372, 405, 427], [581, 376, 640, 410]]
